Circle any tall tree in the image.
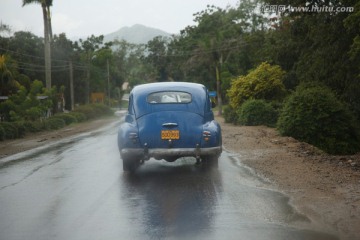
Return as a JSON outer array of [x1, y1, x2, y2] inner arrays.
[[145, 36, 170, 81], [22, 0, 53, 90], [7, 31, 45, 83], [76, 35, 109, 104], [0, 54, 19, 95], [261, 0, 360, 118], [179, 2, 265, 115], [112, 40, 150, 88]]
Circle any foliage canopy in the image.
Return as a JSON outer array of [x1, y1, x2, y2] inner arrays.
[[227, 62, 286, 109]]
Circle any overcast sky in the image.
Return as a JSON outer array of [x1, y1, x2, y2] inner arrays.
[[1, 0, 240, 39]]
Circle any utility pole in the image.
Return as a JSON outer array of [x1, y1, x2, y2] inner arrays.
[[107, 59, 110, 106], [69, 60, 74, 111], [86, 65, 90, 104], [216, 53, 223, 116]]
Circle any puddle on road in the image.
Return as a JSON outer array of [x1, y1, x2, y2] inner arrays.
[[118, 154, 339, 240], [219, 151, 339, 240]]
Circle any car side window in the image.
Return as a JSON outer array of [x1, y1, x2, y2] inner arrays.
[[147, 91, 192, 104]]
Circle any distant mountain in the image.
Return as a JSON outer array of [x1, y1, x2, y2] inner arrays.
[[104, 24, 172, 44]]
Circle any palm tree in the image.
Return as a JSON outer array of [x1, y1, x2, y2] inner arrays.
[[22, 0, 53, 90]]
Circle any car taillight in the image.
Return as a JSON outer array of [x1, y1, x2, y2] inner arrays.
[[129, 132, 138, 143], [203, 131, 211, 141]]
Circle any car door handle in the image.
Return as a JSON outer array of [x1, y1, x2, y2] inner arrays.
[[162, 123, 178, 127]]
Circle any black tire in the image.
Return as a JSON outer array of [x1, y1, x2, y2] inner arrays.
[[122, 156, 139, 172], [204, 155, 219, 167]]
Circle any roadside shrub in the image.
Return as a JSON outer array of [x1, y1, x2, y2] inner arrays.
[[73, 104, 113, 120], [237, 99, 278, 127], [91, 104, 113, 116], [44, 118, 65, 130], [53, 113, 78, 125], [68, 112, 86, 122], [223, 105, 238, 124], [119, 99, 129, 109], [73, 105, 96, 120], [0, 104, 114, 141], [23, 121, 44, 133], [13, 122, 26, 138], [0, 122, 18, 140], [227, 62, 287, 109], [277, 84, 360, 155]]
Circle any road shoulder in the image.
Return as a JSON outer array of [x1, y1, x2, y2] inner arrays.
[[217, 116, 360, 240], [0, 117, 119, 159]]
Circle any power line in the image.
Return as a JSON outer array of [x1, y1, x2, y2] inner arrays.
[[15, 66, 70, 73], [0, 46, 71, 64], [0, 34, 250, 74], [0, 47, 90, 70]]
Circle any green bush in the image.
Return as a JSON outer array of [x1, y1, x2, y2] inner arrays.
[[0, 104, 113, 141], [53, 113, 78, 125], [223, 105, 238, 124], [91, 104, 113, 115], [73, 105, 96, 120], [13, 122, 26, 138], [227, 62, 287, 109], [73, 104, 113, 120], [23, 121, 44, 133], [237, 99, 278, 127], [277, 84, 360, 155], [44, 118, 66, 130], [0, 122, 18, 140], [68, 112, 86, 122]]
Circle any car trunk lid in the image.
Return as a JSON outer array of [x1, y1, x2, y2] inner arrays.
[[137, 111, 203, 149]]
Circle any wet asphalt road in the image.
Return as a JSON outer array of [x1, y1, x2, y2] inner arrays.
[[0, 121, 338, 240]]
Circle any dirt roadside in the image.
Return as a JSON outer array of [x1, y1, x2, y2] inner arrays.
[[0, 116, 359, 239], [0, 117, 119, 159], [217, 116, 360, 240]]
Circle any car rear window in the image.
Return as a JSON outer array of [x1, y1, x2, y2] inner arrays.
[[147, 91, 192, 104]]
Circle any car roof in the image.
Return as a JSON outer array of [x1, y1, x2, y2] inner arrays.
[[131, 82, 206, 95], [130, 82, 209, 118]]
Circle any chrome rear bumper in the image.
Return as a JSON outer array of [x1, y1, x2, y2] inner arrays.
[[120, 146, 222, 160]]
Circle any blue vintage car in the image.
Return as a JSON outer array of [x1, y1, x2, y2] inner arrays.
[[118, 82, 222, 171]]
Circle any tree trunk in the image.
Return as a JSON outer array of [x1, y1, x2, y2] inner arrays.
[[46, 5, 53, 40], [42, 4, 51, 90]]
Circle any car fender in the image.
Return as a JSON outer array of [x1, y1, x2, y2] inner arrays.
[[201, 120, 222, 148], [118, 114, 141, 151]]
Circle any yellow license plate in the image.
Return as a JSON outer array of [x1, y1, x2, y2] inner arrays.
[[161, 130, 180, 140]]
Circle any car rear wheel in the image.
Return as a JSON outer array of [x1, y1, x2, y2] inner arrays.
[[122, 156, 139, 172], [204, 155, 219, 167]]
